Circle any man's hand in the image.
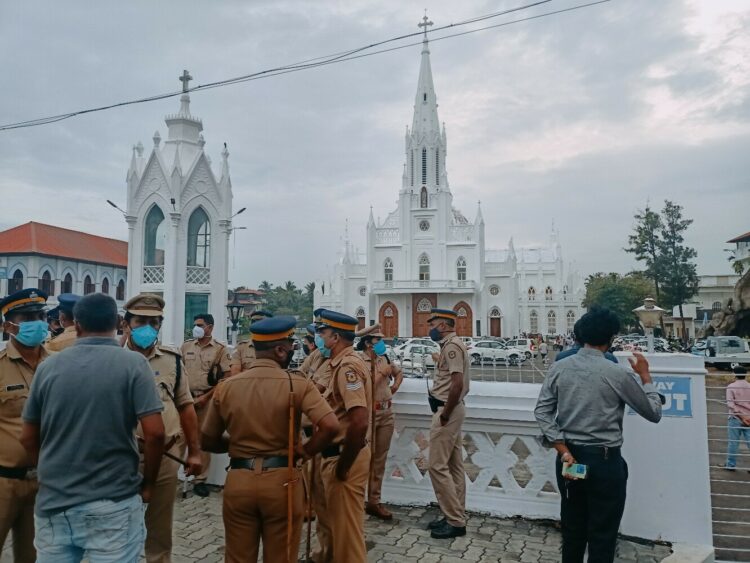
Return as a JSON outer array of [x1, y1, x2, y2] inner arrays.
[[431, 352, 440, 362], [335, 460, 350, 482], [194, 395, 209, 410], [294, 443, 311, 463], [184, 453, 203, 477], [560, 451, 579, 480], [390, 385, 399, 395], [439, 411, 450, 427], [741, 416, 750, 427], [628, 352, 652, 384], [141, 484, 154, 503]]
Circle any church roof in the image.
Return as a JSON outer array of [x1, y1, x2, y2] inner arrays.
[[0, 222, 128, 267], [728, 230, 750, 243]]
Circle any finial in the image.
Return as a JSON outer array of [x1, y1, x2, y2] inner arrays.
[[135, 141, 144, 157], [418, 10, 433, 40], [198, 133, 205, 148], [179, 69, 193, 93], [153, 130, 161, 147], [221, 142, 229, 158]]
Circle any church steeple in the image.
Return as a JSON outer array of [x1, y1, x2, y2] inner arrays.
[[411, 14, 440, 137]]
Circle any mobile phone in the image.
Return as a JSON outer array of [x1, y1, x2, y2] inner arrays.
[[562, 462, 588, 479]]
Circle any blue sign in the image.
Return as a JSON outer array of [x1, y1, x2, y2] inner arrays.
[[630, 376, 692, 417]]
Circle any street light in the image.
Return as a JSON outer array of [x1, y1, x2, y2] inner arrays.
[[231, 207, 247, 219], [106, 200, 127, 216], [227, 292, 243, 347], [633, 297, 666, 354]]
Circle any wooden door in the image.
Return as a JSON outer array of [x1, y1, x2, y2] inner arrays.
[[490, 317, 501, 337], [454, 301, 473, 337], [412, 294, 436, 337], [379, 302, 399, 338]]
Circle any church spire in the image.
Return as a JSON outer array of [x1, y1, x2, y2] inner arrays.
[[412, 13, 439, 137]]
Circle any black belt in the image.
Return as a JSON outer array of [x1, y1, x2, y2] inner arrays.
[[428, 394, 445, 413], [0, 466, 36, 480], [321, 444, 344, 459], [229, 457, 289, 471], [566, 443, 621, 459]]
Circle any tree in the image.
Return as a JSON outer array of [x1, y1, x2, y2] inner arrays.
[[625, 203, 664, 331], [658, 200, 699, 344], [305, 281, 316, 300], [728, 251, 746, 275], [583, 272, 655, 333], [259, 280, 273, 293]]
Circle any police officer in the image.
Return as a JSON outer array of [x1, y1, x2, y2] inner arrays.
[[230, 310, 273, 376], [46, 307, 63, 339], [201, 316, 338, 563], [299, 324, 323, 377], [46, 293, 81, 352], [0, 289, 50, 563], [181, 313, 232, 497], [315, 309, 372, 563], [356, 323, 403, 520], [425, 308, 470, 539], [123, 294, 203, 562]]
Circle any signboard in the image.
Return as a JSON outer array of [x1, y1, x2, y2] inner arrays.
[[629, 375, 692, 418]]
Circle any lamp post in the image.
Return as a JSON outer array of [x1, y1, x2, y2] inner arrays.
[[227, 292, 243, 347], [633, 297, 666, 354]]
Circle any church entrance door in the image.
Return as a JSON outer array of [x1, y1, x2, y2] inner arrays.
[[453, 301, 473, 337], [412, 294, 436, 337], [379, 302, 399, 339], [490, 317, 501, 337]]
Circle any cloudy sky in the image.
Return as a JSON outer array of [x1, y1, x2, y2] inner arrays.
[[1, 0, 748, 288]]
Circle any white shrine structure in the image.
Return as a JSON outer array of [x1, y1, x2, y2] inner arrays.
[[124, 71, 233, 346], [315, 19, 585, 338]]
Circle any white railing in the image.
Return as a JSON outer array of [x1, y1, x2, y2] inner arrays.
[[449, 225, 474, 242], [372, 279, 476, 291], [142, 265, 165, 284], [186, 266, 210, 285], [375, 228, 400, 244]]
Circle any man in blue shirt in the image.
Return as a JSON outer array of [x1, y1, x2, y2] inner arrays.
[[21, 293, 164, 563], [555, 319, 619, 364]]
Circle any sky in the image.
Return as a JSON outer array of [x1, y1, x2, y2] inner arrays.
[[1, 0, 748, 289]]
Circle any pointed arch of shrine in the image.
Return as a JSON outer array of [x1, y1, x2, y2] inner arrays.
[[378, 301, 399, 338]]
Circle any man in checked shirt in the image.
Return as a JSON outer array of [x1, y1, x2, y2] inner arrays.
[[534, 307, 663, 563]]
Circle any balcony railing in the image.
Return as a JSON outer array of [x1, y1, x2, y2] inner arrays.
[[372, 279, 476, 292], [186, 266, 210, 285], [142, 265, 165, 284]]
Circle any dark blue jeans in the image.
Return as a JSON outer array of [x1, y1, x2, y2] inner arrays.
[[556, 445, 628, 563]]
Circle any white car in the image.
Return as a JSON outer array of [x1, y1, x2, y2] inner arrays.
[[468, 340, 526, 365], [396, 343, 438, 366], [704, 336, 750, 370], [504, 338, 535, 360], [394, 339, 439, 357]]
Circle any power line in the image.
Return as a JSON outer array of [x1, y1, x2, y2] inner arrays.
[[0, 0, 611, 132]]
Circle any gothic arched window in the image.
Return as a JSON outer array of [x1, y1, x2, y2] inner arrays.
[[418, 254, 430, 282], [528, 287, 536, 301], [38, 270, 54, 296], [83, 275, 95, 295], [545, 286, 553, 301], [566, 310, 576, 331], [416, 298, 432, 312], [548, 310, 557, 333], [410, 151, 414, 186], [489, 307, 501, 318], [420, 187, 428, 208], [712, 301, 722, 311], [187, 207, 211, 267], [144, 205, 166, 266], [421, 148, 427, 185], [456, 257, 467, 281], [101, 278, 109, 295], [62, 273, 73, 294], [116, 279, 126, 300], [529, 310, 538, 333], [384, 258, 393, 282]]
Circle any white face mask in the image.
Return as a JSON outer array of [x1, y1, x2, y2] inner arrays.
[[192, 325, 205, 339]]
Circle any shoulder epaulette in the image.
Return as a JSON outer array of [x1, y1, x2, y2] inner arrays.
[[158, 345, 181, 357]]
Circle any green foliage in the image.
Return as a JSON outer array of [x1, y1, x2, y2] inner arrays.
[[625, 204, 664, 301], [657, 200, 699, 310], [583, 272, 655, 332], [255, 280, 315, 327]]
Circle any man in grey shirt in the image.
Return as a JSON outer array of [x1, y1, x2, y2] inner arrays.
[[535, 307, 662, 563], [20, 293, 165, 563]]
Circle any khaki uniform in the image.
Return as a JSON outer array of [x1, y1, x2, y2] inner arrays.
[[428, 333, 470, 527], [0, 340, 49, 563], [135, 344, 193, 563], [320, 347, 372, 563], [230, 340, 256, 372], [202, 359, 332, 563], [300, 348, 325, 378], [180, 338, 231, 484], [46, 325, 76, 352], [360, 353, 403, 505]]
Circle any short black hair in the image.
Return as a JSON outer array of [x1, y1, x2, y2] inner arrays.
[[254, 339, 293, 352], [74, 293, 118, 333], [194, 313, 214, 325], [59, 308, 74, 322], [124, 312, 163, 324], [303, 334, 315, 344], [576, 307, 620, 346], [734, 366, 747, 378], [333, 328, 355, 342], [445, 318, 456, 328]]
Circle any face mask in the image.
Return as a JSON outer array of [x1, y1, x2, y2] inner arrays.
[[373, 340, 387, 356], [302, 344, 311, 356], [192, 325, 205, 339], [315, 334, 331, 358], [281, 349, 295, 369], [11, 320, 49, 348], [131, 325, 159, 349], [429, 327, 442, 342]]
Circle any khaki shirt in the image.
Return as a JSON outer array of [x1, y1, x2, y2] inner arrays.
[[202, 358, 332, 458], [431, 333, 470, 402], [47, 326, 77, 352], [300, 348, 325, 378], [0, 340, 50, 467], [230, 340, 256, 372], [133, 344, 193, 440], [326, 346, 372, 444], [180, 339, 231, 394], [360, 353, 404, 403]]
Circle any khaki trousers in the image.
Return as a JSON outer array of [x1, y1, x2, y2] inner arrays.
[[428, 402, 467, 527], [321, 446, 371, 563], [310, 454, 333, 563], [143, 444, 182, 563], [0, 476, 37, 563], [195, 405, 211, 483], [223, 466, 303, 563], [368, 409, 395, 505]]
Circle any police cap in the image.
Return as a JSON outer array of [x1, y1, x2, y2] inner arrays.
[[427, 308, 458, 323], [57, 293, 82, 314], [250, 316, 297, 342], [0, 288, 48, 317], [124, 293, 165, 317], [315, 310, 358, 332]]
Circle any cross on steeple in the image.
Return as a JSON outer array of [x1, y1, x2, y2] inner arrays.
[[418, 11, 433, 40], [179, 69, 193, 93]]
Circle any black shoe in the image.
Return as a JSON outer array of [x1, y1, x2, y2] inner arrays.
[[430, 521, 466, 539], [193, 483, 210, 497], [427, 517, 446, 530]]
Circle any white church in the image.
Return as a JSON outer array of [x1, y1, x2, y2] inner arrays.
[[314, 23, 585, 338]]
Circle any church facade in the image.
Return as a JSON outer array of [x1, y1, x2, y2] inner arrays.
[[314, 33, 585, 338]]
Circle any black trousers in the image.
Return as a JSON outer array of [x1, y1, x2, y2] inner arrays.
[[555, 444, 628, 563]]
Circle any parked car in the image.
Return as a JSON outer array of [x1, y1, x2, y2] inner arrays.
[[396, 343, 437, 366], [393, 339, 439, 358], [504, 338, 536, 360], [704, 336, 750, 370], [467, 340, 526, 365]]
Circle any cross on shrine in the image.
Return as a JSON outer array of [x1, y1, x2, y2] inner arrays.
[[179, 70, 193, 93], [418, 11, 433, 39]]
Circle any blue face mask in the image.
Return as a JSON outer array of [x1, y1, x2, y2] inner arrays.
[[131, 325, 159, 349], [373, 340, 387, 356], [315, 334, 331, 358], [12, 320, 49, 348], [429, 327, 442, 342]]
